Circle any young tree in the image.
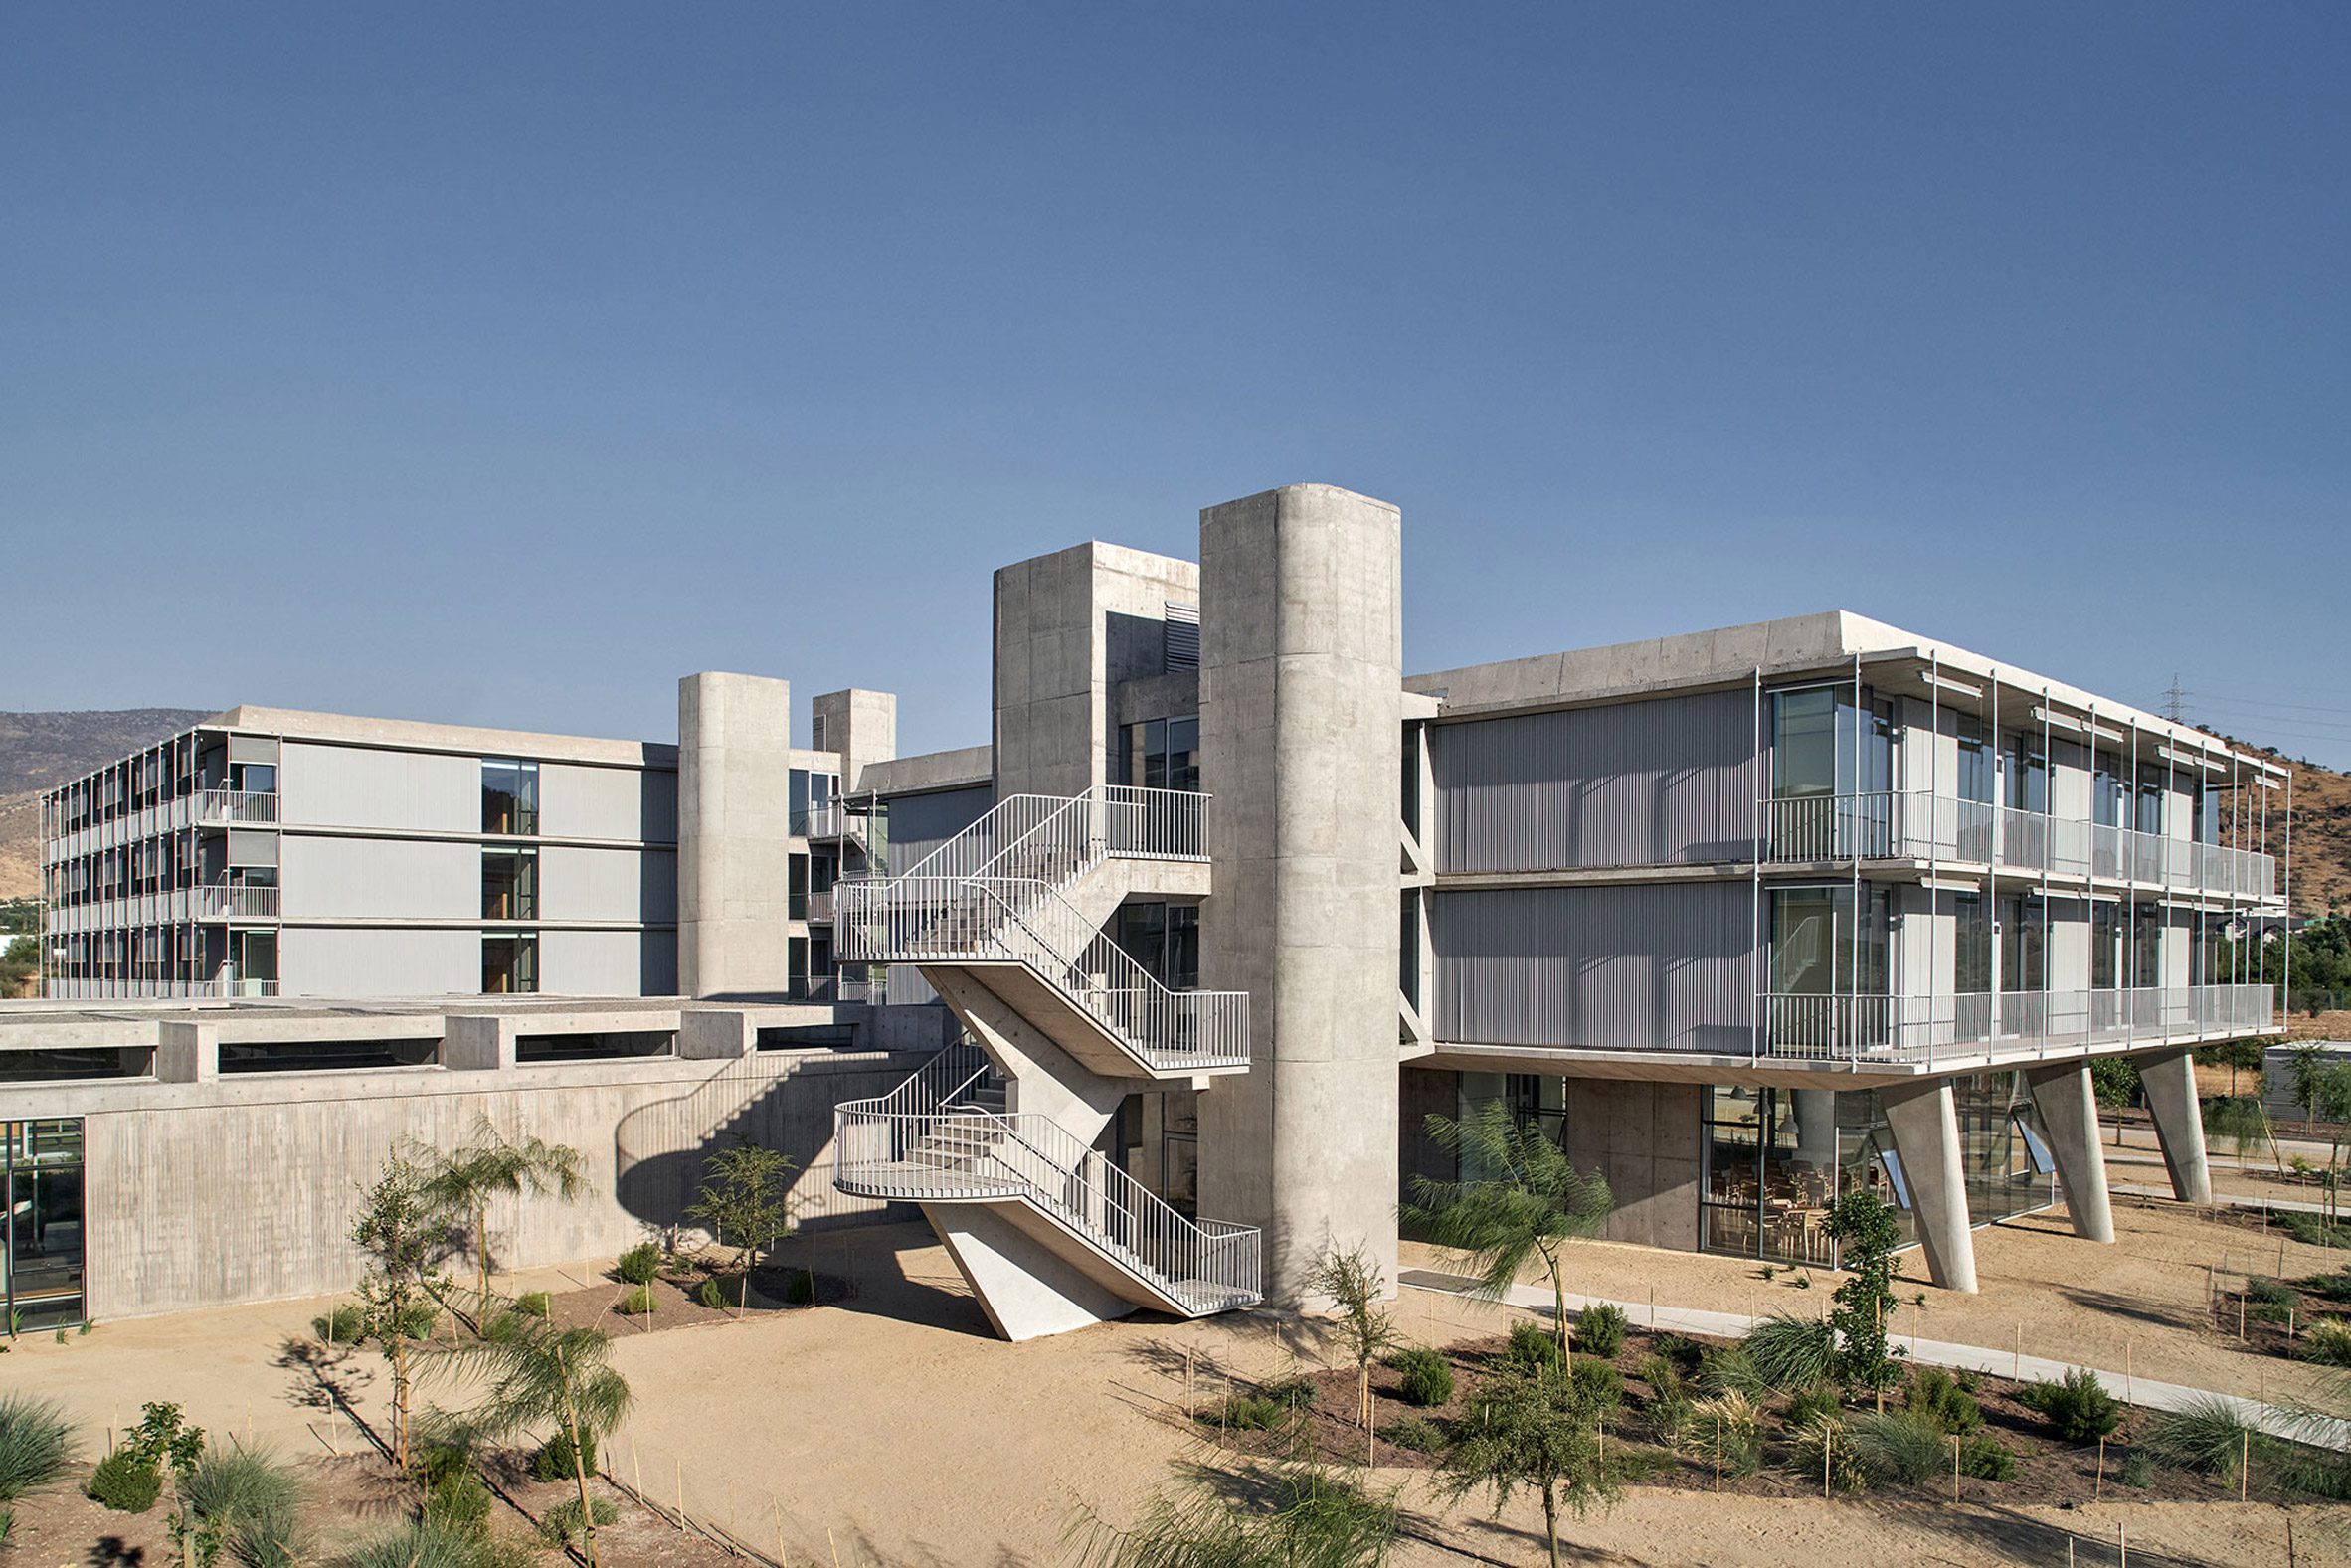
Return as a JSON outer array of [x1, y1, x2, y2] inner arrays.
[[427, 1315, 633, 1568], [1303, 1242, 1404, 1430], [1437, 1360, 1623, 1568], [119, 1402, 211, 1568], [685, 1139, 798, 1307], [1402, 1102, 1613, 1362], [1821, 1189, 1905, 1401], [423, 1115, 587, 1322], [351, 1150, 452, 1469]]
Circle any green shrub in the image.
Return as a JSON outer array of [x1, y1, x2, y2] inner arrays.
[[311, 1304, 364, 1344], [423, 1467, 493, 1538], [1699, 1344, 1764, 1399], [1637, 1352, 1685, 1402], [186, 1439, 305, 1565], [1653, 1333, 1703, 1371], [1848, 1409, 1946, 1487], [1569, 1357, 1623, 1412], [696, 1279, 726, 1309], [2277, 1211, 2351, 1249], [398, 1302, 441, 1340], [616, 1285, 656, 1317], [1576, 1303, 1628, 1359], [1204, 1394, 1291, 1432], [616, 1243, 660, 1286], [2298, 1272, 2351, 1303], [1688, 1391, 1764, 1474], [1960, 1432, 2016, 1481], [783, 1268, 817, 1306], [0, 1395, 76, 1500], [514, 1292, 551, 1319], [334, 1521, 491, 1568], [2018, 1368, 2122, 1445], [86, 1448, 160, 1512], [1743, 1313, 1836, 1391], [2302, 1318, 2351, 1366], [2249, 1277, 2295, 1307], [1384, 1416, 1445, 1453], [530, 1429, 596, 1483], [1646, 1388, 1695, 1448], [1783, 1382, 1842, 1430], [1504, 1319, 1563, 1377], [2141, 1396, 2259, 1478], [2117, 1451, 2154, 1488], [1385, 1347, 1454, 1408], [1902, 1367, 1983, 1434], [539, 1497, 619, 1546], [1258, 1375, 1316, 1412], [1785, 1413, 1864, 1492]]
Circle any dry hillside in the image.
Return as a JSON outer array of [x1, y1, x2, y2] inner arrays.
[[0, 708, 211, 899]]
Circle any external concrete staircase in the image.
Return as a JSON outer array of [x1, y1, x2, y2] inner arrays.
[[831, 785, 1262, 1338]]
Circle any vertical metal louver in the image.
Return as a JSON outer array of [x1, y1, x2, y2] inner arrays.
[[1164, 602, 1200, 671]]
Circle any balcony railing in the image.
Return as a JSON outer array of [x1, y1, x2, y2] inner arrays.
[[1758, 792, 2276, 898], [192, 883, 281, 920], [1758, 982, 2273, 1066], [195, 788, 280, 827]]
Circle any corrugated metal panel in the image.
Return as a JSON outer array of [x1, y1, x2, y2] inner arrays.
[[1430, 690, 1757, 872], [874, 784, 993, 1005], [1431, 882, 1755, 1052]]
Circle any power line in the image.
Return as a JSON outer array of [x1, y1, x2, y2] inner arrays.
[[2160, 673, 2188, 723]]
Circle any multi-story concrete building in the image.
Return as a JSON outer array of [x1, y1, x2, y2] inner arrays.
[[3, 484, 2293, 1342]]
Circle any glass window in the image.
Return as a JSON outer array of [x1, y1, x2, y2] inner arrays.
[[1769, 886, 1890, 995], [2005, 734, 2048, 813], [2091, 902, 2121, 990], [1997, 894, 2047, 992], [482, 848, 537, 920], [1770, 689, 1838, 800], [2092, 758, 2122, 828], [1954, 892, 1991, 994], [2132, 903, 2162, 987], [1121, 719, 1200, 793], [482, 760, 539, 835], [1506, 1075, 1567, 1149], [789, 854, 809, 921], [2135, 765, 2165, 836], [4, 1119, 86, 1330], [1954, 716, 1993, 805], [482, 934, 537, 995]]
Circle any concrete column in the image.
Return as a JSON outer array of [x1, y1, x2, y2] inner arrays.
[[2137, 1046, 2212, 1205], [155, 1022, 217, 1084], [810, 688, 897, 791], [444, 1014, 513, 1072], [1194, 484, 1403, 1307], [679, 1010, 753, 1060], [2025, 1061, 2116, 1243], [678, 672, 793, 998], [1880, 1077, 1979, 1293]]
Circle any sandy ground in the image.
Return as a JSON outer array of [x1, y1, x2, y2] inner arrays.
[[9, 1212, 2347, 1567]]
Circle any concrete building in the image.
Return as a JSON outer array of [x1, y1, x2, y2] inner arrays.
[[6, 483, 2294, 1341]]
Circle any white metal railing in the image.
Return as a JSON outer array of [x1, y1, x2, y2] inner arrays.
[[1758, 982, 2273, 1066], [836, 874, 1249, 1069], [833, 969, 887, 1005], [895, 785, 1210, 886], [195, 788, 279, 826], [806, 889, 834, 923], [834, 1052, 1261, 1314], [1757, 791, 2276, 897], [192, 882, 280, 920]]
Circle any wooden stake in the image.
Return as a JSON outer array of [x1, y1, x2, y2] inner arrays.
[[676, 1457, 685, 1527], [2241, 1428, 2251, 1501], [1714, 1417, 1721, 1492], [2014, 1323, 2022, 1379], [1822, 1429, 1831, 1499], [2095, 1435, 2104, 1502], [2124, 1340, 2131, 1402], [631, 1435, 641, 1504], [1952, 1434, 1961, 1502]]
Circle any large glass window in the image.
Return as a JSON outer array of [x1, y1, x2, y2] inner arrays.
[[1997, 893, 2047, 993], [1954, 892, 1992, 995], [1701, 1087, 1849, 1267], [1768, 886, 1890, 996], [482, 760, 539, 835], [2005, 734, 2049, 812], [483, 934, 537, 994], [4, 1120, 85, 1330], [482, 848, 537, 920], [2091, 902, 2121, 990], [1770, 689, 1839, 801], [1121, 718, 1200, 793], [1114, 902, 1200, 990], [2133, 903, 2163, 987]]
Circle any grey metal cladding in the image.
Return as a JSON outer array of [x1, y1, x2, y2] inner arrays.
[[1429, 691, 1757, 872], [883, 785, 994, 869], [1431, 882, 1754, 1053]]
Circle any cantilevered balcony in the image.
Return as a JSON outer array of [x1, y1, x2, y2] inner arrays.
[[194, 787, 279, 827], [1759, 981, 2274, 1068], [1758, 792, 2275, 900]]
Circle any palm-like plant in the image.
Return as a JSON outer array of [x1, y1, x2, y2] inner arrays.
[[1068, 1460, 1398, 1568], [425, 1316, 632, 1568], [423, 1117, 587, 1323], [1401, 1101, 1613, 1362]]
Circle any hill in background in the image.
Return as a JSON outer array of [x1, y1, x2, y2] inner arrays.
[[0, 708, 212, 899]]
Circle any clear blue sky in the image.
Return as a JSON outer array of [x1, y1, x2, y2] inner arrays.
[[6, 5, 2347, 767]]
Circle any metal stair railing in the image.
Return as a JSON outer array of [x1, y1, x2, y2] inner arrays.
[[835, 1064, 1262, 1313]]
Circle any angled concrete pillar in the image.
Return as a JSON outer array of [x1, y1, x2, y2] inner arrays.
[[678, 672, 792, 998], [1195, 484, 1403, 1307], [923, 1203, 1138, 1340], [2137, 1047, 2212, 1205], [924, 966, 1135, 1149], [2025, 1061, 2115, 1244], [1880, 1077, 1979, 1293]]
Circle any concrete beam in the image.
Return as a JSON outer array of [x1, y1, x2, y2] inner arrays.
[[2137, 1047, 2213, 1205], [923, 1202, 1139, 1340], [2025, 1062, 2115, 1244], [1880, 1077, 1979, 1294], [155, 1022, 217, 1085], [679, 1010, 752, 1060]]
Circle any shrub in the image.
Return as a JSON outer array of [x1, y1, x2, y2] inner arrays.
[[1503, 1318, 1563, 1377], [1636, 1352, 1685, 1402], [86, 1448, 161, 1512], [1743, 1313, 1837, 1392], [530, 1429, 596, 1483], [334, 1521, 493, 1568], [1688, 1391, 1762, 1473], [1204, 1394, 1291, 1432], [1902, 1367, 1983, 1434], [1258, 1375, 1317, 1412], [1385, 1347, 1454, 1408], [398, 1301, 441, 1340], [423, 1467, 493, 1538], [1785, 1413, 1864, 1492], [616, 1286, 656, 1317], [1698, 1344, 1764, 1399], [1384, 1416, 1445, 1453], [783, 1268, 817, 1306], [2303, 1318, 2351, 1367], [2141, 1396, 2259, 1478], [1569, 1358, 1623, 1413], [539, 1497, 619, 1546], [2299, 1272, 2351, 1304], [1652, 1333, 1702, 1371], [186, 1439, 305, 1564], [1848, 1409, 1946, 1487], [1577, 1303, 1628, 1359], [2018, 1368, 2122, 1445], [616, 1243, 660, 1287], [696, 1279, 726, 1309], [311, 1304, 365, 1345], [0, 1395, 76, 1500], [1783, 1383, 1842, 1430], [2250, 1277, 2295, 1307], [2117, 1451, 2154, 1488], [514, 1292, 551, 1319], [1960, 1432, 2016, 1481]]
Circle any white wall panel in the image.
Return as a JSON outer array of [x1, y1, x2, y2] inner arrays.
[[541, 763, 673, 842], [281, 743, 478, 832], [280, 927, 479, 996], [281, 835, 479, 920], [540, 929, 661, 996], [539, 845, 668, 923]]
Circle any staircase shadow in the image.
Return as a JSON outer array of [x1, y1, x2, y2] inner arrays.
[[774, 1221, 1000, 1340]]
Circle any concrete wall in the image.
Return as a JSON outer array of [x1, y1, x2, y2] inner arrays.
[[80, 1046, 919, 1319], [1563, 1079, 1702, 1250], [678, 673, 793, 998], [811, 689, 898, 791], [1195, 484, 1403, 1304]]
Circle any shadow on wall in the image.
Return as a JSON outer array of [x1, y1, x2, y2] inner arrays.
[[611, 1052, 904, 1239]]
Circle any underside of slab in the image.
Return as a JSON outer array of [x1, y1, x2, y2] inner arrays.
[[922, 1200, 1140, 1341]]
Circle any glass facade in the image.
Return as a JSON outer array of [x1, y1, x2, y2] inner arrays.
[[4, 1119, 85, 1331], [481, 759, 539, 835], [1120, 718, 1200, 793]]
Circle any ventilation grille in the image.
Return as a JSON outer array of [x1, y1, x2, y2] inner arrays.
[[1164, 602, 1200, 672]]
